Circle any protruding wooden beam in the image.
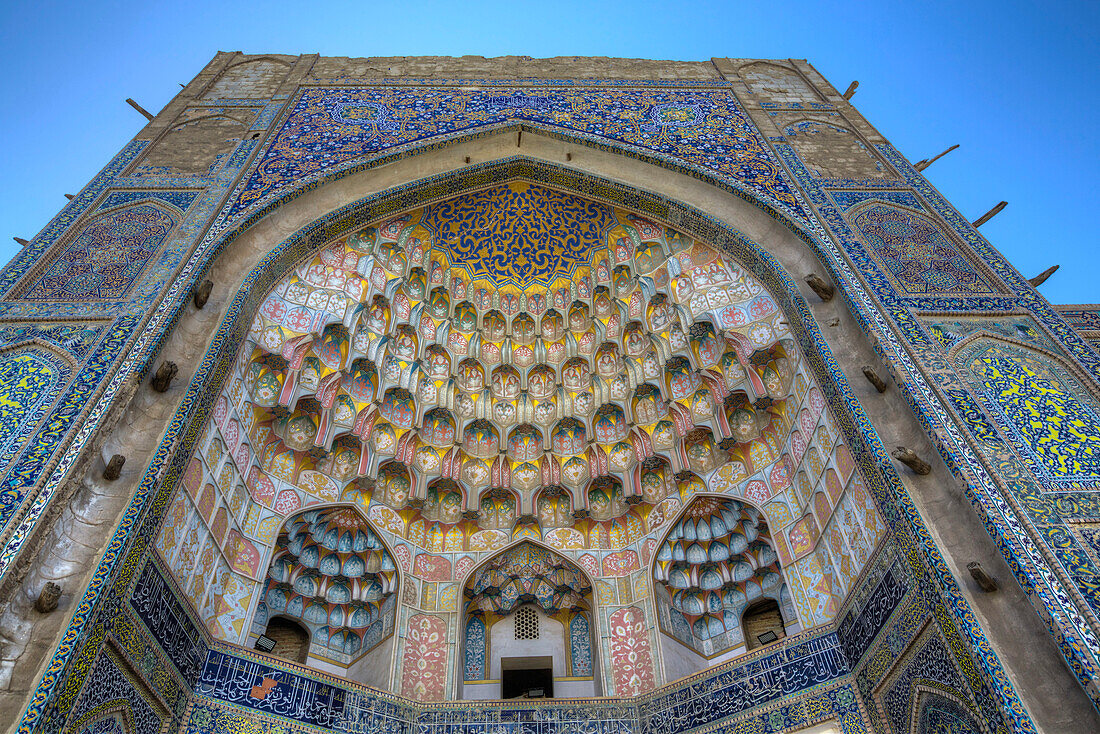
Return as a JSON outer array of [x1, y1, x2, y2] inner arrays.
[[914, 144, 959, 172], [804, 274, 835, 302], [151, 361, 178, 392], [13, 237, 29, 247], [64, 193, 75, 200], [1028, 265, 1059, 288], [842, 81, 859, 100], [861, 366, 888, 393], [192, 279, 213, 309], [967, 562, 998, 592], [125, 98, 155, 121], [35, 583, 62, 613], [972, 201, 1007, 228], [517, 130, 522, 147], [566, 152, 572, 161], [892, 446, 931, 475], [103, 454, 126, 480]]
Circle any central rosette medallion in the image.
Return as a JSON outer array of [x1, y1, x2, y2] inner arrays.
[[418, 182, 617, 291]]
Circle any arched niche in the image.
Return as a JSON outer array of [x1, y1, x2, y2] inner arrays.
[[912, 689, 985, 734], [780, 118, 888, 180], [956, 334, 1100, 481], [250, 505, 400, 688], [0, 342, 74, 466], [652, 495, 795, 681], [845, 200, 998, 296], [203, 57, 292, 99], [17, 202, 179, 301], [457, 541, 599, 700], [138, 114, 254, 176], [152, 136, 890, 702]]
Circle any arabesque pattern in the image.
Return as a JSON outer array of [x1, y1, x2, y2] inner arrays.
[[12, 55, 1078, 734]]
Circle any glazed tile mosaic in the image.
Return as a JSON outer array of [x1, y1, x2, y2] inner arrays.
[[228, 87, 812, 227], [5, 55, 1099, 734]]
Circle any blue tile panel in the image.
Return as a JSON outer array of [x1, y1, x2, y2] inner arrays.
[[227, 87, 813, 227], [182, 633, 854, 734], [12, 73, 1096, 734]]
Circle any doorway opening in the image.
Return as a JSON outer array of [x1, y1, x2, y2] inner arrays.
[[501, 656, 554, 699]]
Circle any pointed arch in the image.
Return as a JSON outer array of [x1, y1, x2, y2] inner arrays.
[[250, 503, 402, 680], [16, 201, 178, 301], [650, 492, 794, 679], [455, 538, 600, 700]]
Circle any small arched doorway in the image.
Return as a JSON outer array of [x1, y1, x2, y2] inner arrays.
[[259, 616, 310, 663], [742, 598, 786, 650], [459, 542, 598, 699]]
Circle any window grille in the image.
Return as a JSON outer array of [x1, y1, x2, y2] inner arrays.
[[514, 606, 539, 640]]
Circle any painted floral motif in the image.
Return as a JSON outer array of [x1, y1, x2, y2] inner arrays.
[[608, 606, 656, 696], [569, 613, 593, 677], [463, 617, 486, 681], [401, 614, 448, 701]]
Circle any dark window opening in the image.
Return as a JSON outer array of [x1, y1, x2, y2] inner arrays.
[[501, 656, 554, 699]]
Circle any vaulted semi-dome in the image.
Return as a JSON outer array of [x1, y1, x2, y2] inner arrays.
[[653, 497, 791, 658], [255, 506, 398, 663], [235, 181, 797, 552]]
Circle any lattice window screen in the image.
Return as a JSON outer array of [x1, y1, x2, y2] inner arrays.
[[514, 607, 539, 640]]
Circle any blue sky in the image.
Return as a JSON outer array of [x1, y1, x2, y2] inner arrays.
[[1, 1, 1097, 303]]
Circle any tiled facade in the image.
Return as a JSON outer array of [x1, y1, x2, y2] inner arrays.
[[0, 54, 1096, 734]]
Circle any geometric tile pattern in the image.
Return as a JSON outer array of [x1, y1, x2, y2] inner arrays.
[[778, 134, 1093, 728], [13, 60, 1089, 734], [850, 204, 995, 295], [19, 204, 177, 301]]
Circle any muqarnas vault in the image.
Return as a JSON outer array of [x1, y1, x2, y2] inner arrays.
[[0, 54, 1098, 734]]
